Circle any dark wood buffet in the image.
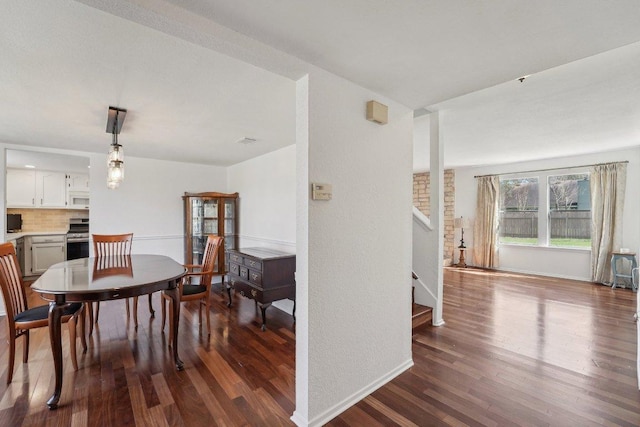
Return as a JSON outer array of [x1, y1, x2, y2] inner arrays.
[[226, 247, 296, 331]]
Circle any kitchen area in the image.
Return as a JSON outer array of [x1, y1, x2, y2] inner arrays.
[[5, 149, 90, 278]]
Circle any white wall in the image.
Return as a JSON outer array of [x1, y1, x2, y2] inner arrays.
[[90, 153, 227, 262], [227, 144, 296, 314], [227, 145, 296, 251], [293, 68, 414, 426], [455, 147, 640, 281]]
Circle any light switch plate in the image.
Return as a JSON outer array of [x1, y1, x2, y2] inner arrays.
[[311, 183, 332, 200]]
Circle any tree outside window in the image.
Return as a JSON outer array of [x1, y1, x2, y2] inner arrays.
[[548, 174, 591, 247], [499, 177, 539, 245]]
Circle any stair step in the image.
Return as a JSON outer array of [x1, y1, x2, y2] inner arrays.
[[412, 303, 432, 331]]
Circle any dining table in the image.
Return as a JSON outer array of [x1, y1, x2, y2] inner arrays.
[[30, 254, 187, 409]]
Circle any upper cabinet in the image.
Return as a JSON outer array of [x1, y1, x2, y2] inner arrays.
[[36, 171, 67, 208], [67, 173, 90, 191], [7, 169, 88, 209], [6, 169, 37, 207]]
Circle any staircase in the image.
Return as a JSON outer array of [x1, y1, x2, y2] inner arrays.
[[412, 206, 444, 326], [412, 272, 432, 333], [412, 302, 432, 332]]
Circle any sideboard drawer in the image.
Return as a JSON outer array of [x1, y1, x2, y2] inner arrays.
[[244, 257, 262, 271], [240, 266, 249, 280], [249, 270, 262, 286], [229, 262, 240, 275], [229, 253, 243, 264], [233, 280, 263, 302]]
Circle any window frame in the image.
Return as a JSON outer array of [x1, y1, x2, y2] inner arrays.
[[498, 167, 591, 250]]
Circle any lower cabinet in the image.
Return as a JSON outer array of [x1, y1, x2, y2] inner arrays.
[[15, 237, 25, 276], [26, 235, 66, 276], [226, 247, 296, 331]]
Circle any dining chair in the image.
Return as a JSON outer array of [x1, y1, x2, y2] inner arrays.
[[92, 233, 152, 330], [161, 235, 223, 343], [0, 242, 86, 384]]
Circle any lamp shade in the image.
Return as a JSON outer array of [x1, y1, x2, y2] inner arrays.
[[108, 143, 124, 163], [107, 160, 124, 189], [454, 217, 470, 228]]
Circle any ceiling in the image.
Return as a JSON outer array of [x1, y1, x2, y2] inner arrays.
[[2, 1, 640, 170]]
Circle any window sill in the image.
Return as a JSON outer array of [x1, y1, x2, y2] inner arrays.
[[498, 243, 591, 253]]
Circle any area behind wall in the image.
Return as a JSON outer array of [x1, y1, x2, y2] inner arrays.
[[413, 170, 455, 263], [7, 208, 88, 232]]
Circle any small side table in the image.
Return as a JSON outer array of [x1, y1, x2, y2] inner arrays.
[[611, 252, 638, 291]]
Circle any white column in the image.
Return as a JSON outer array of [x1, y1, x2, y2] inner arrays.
[[429, 112, 445, 325]]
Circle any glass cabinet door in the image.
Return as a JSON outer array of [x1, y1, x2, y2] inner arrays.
[[223, 198, 236, 252], [190, 198, 204, 263], [203, 198, 218, 234], [184, 192, 238, 270]]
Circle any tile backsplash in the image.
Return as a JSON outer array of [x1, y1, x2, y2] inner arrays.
[[7, 208, 89, 232]]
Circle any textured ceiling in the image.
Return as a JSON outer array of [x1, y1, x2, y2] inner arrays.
[[2, 1, 640, 169]]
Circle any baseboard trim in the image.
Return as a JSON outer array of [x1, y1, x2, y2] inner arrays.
[[496, 267, 591, 283], [293, 358, 414, 427]]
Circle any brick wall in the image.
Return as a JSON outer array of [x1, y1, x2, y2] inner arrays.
[[413, 170, 456, 264], [7, 208, 89, 232]]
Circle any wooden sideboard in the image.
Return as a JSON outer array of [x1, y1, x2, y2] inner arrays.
[[226, 247, 296, 331]]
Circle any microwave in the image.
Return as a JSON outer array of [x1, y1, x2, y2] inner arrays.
[[67, 191, 89, 209], [7, 213, 22, 232]]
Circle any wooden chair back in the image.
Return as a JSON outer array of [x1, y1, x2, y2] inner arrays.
[[199, 235, 224, 285], [0, 243, 27, 328], [92, 233, 133, 256]]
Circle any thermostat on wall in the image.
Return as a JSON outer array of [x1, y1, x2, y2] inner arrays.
[[311, 183, 332, 200]]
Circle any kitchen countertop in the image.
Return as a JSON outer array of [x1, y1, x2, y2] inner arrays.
[[5, 231, 68, 242]]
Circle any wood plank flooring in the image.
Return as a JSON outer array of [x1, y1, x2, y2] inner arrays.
[[0, 285, 296, 426], [329, 268, 640, 426], [1, 269, 640, 426]]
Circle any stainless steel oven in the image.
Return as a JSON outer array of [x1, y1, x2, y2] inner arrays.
[[66, 218, 89, 260]]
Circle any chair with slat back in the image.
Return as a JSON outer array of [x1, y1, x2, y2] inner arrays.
[[0, 242, 86, 384], [91, 233, 152, 331], [161, 235, 223, 343]]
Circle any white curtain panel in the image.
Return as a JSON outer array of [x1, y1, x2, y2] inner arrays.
[[473, 175, 500, 269], [590, 162, 627, 284]]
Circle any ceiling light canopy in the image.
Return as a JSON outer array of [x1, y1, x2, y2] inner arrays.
[[236, 137, 257, 145], [106, 107, 127, 189]]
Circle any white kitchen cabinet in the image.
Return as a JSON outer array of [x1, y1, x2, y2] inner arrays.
[[7, 169, 68, 208], [27, 235, 66, 276], [67, 173, 89, 191], [36, 171, 67, 208], [6, 169, 36, 207]]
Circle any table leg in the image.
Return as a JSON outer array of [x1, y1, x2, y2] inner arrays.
[[46, 298, 66, 410], [164, 284, 184, 371]]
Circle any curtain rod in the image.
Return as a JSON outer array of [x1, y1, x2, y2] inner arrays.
[[473, 160, 629, 179]]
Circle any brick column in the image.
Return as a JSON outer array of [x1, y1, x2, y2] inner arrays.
[[413, 170, 456, 264]]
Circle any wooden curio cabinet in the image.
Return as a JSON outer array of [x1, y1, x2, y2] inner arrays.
[[183, 192, 239, 276]]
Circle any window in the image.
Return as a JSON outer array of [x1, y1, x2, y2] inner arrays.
[[499, 177, 539, 245], [548, 174, 591, 248], [498, 171, 591, 248]]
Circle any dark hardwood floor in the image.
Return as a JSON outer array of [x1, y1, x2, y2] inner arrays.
[[1, 269, 639, 426], [0, 284, 296, 426], [329, 268, 640, 426]]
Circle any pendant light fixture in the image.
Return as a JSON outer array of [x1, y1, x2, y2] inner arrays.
[[106, 107, 127, 189]]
